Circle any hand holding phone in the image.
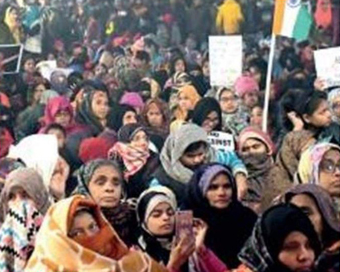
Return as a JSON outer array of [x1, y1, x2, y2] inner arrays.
[[175, 211, 194, 246]]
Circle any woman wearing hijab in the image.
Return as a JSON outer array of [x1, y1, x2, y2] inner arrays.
[[191, 97, 222, 134], [25, 195, 168, 272], [0, 168, 51, 271], [0, 5, 22, 44], [7, 134, 69, 202], [237, 127, 276, 213], [328, 88, 340, 125], [73, 159, 137, 247], [297, 143, 340, 214], [236, 204, 321, 272], [137, 186, 228, 272], [141, 98, 170, 151], [281, 184, 340, 272], [184, 163, 256, 268], [108, 124, 159, 198]]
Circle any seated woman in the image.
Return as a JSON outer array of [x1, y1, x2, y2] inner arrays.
[[281, 184, 340, 272], [191, 97, 222, 134], [136, 186, 228, 272], [297, 143, 340, 214], [236, 204, 322, 272], [25, 195, 168, 272], [108, 124, 160, 198], [184, 163, 257, 268], [74, 159, 137, 247], [0, 168, 51, 272]]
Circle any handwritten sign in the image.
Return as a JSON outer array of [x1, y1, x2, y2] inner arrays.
[[208, 131, 235, 152], [0, 44, 23, 74], [209, 36, 242, 87], [314, 47, 340, 88]]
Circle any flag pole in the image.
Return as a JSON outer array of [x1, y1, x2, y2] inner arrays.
[[262, 33, 276, 133]]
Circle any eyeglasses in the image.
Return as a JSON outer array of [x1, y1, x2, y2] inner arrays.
[[320, 159, 340, 174]]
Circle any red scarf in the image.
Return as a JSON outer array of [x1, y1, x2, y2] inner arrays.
[[314, 0, 332, 29]]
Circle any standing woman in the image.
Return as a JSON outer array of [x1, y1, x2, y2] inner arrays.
[[108, 124, 159, 198], [73, 159, 137, 247], [0, 168, 51, 271], [236, 204, 321, 272], [184, 163, 257, 268]]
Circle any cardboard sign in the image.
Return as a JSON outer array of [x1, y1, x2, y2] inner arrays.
[[208, 131, 235, 152], [0, 44, 23, 74], [314, 47, 340, 88], [209, 36, 242, 87]]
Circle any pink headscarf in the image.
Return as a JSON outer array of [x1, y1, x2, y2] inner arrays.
[[120, 92, 145, 113], [44, 96, 74, 125], [234, 75, 259, 98]]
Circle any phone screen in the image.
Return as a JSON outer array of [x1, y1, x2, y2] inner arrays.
[[175, 211, 194, 246]]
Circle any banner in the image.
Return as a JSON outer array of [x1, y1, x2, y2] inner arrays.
[[207, 131, 235, 152], [209, 36, 242, 87], [314, 47, 340, 88], [0, 44, 23, 75]]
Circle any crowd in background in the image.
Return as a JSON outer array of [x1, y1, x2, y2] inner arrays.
[[0, 0, 339, 272]]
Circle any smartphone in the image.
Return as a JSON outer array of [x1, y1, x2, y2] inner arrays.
[[175, 211, 194, 246]]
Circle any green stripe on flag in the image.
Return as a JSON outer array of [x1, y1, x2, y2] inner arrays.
[[292, 4, 313, 41]]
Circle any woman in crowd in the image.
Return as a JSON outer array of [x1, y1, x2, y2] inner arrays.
[[184, 163, 257, 268], [0, 168, 51, 271], [297, 142, 340, 213], [25, 195, 169, 272], [237, 127, 276, 213], [73, 159, 137, 246], [108, 124, 159, 198], [191, 97, 222, 134], [328, 88, 340, 125], [236, 204, 322, 272], [216, 87, 248, 135], [281, 184, 340, 272], [137, 186, 228, 272], [109, 104, 138, 133]]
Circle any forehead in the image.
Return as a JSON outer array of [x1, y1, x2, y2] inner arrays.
[[92, 165, 120, 178], [148, 103, 161, 111], [323, 149, 340, 161], [132, 130, 147, 138], [220, 90, 234, 97], [243, 138, 265, 147]]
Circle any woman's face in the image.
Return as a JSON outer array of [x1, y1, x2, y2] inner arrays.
[[278, 231, 315, 272], [331, 97, 340, 119], [91, 91, 109, 121], [88, 165, 122, 208], [174, 59, 185, 74], [201, 111, 219, 133], [202, 61, 210, 78], [319, 149, 340, 197], [241, 138, 268, 157], [146, 202, 175, 236], [69, 211, 100, 239], [8, 8, 19, 25], [290, 194, 323, 238], [178, 92, 194, 112], [219, 90, 238, 114], [129, 130, 149, 152], [24, 59, 35, 74], [243, 92, 259, 109], [122, 111, 137, 126], [54, 110, 72, 127], [146, 103, 163, 128], [250, 106, 263, 128], [33, 84, 46, 103], [206, 173, 233, 209], [304, 100, 332, 128], [8, 186, 32, 203]]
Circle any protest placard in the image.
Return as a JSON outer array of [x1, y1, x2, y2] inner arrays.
[[209, 36, 242, 87], [0, 44, 23, 75], [314, 47, 340, 88], [208, 131, 235, 152]]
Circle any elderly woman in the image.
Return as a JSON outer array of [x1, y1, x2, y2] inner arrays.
[[184, 163, 257, 268], [0, 168, 51, 271], [108, 124, 160, 198], [281, 184, 340, 272], [235, 204, 321, 272], [297, 143, 340, 213], [25, 195, 168, 272], [73, 159, 137, 247]]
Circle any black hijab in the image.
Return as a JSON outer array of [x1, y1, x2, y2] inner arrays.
[[183, 163, 257, 268], [191, 97, 222, 131], [108, 104, 137, 132], [239, 204, 321, 272]]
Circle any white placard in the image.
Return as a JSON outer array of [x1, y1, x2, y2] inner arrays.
[[209, 36, 242, 87], [314, 47, 340, 88], [208, 131, 235, 152]]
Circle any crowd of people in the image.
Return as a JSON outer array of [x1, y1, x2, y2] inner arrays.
[[0, 0, 339, 271]]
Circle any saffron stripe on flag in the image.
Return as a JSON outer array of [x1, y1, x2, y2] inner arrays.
[[273, 0, 287, 35]]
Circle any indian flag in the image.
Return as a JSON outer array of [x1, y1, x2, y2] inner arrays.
[[273, 0, 313, 41]]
